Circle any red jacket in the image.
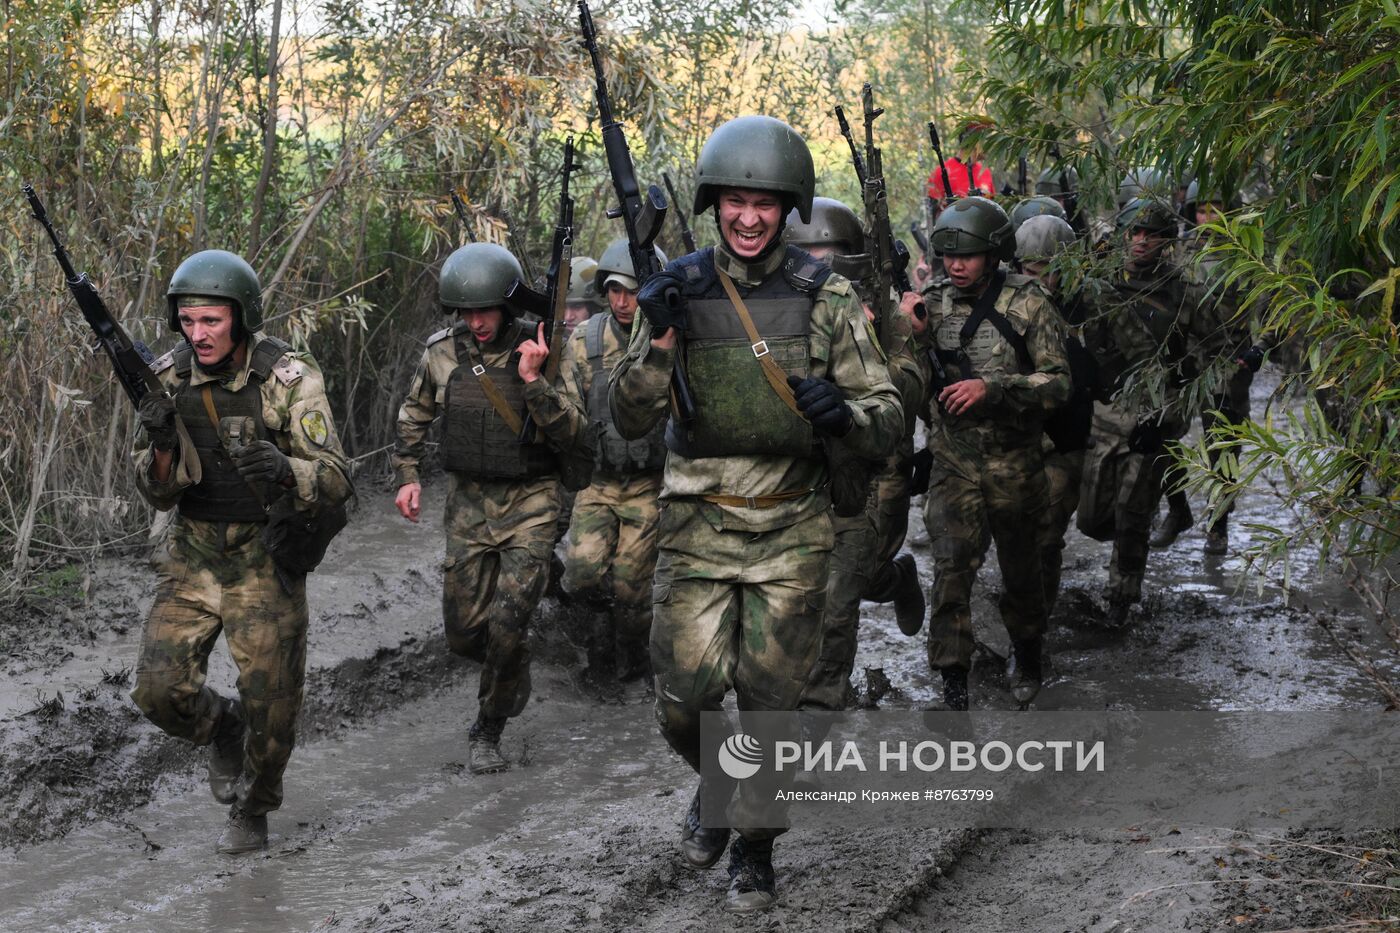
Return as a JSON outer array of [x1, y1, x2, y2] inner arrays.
[[927, 158, 995, 199]]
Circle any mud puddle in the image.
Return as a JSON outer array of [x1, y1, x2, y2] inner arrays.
[[0, 685, 673, 932]]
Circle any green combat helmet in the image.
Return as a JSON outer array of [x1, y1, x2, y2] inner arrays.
[[1181, 179, 1240, 221], [1116, 168, 1167, 209], [439, 242, 523, 312], [1009, 196, 1068, 231], [166, 250, 263, 332], [784, 196, 865, 254], [784, 197, 873, 282], [567, 256, 602, 307], [693, 115, 815, 223], [1116, 197, 1179, 236], [1015, 214, 1078, 262], [594, 237, 666, 295], [930, 196, 1017, 261], [1035, 165, 1080, 198]]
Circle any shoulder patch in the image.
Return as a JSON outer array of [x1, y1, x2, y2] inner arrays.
[[818, 273, 854, 297], [150, 349, 177, 375], [271, 355, 304, 386]]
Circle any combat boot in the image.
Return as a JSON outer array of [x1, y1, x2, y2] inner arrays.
[[1149, 495, 1193, 548], [1106, 596, 1133, 627], [680, 788, 731, 869], [216, 804, 267, 855], [208, 696, 245, 804], [891, 554, 926, 636], [1203, 517, 1229, 555], [939, 667, 969, 712], [724, 836, 777, 913], [468, 715, 509, 775], [1008, 637, 1043, 706]]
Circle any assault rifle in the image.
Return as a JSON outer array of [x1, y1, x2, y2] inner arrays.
[[1018, 156, 1029, 197], [450, 189, 476, 243], [927, 121, 955, 207], [519, 138, 578, 444], [22, 184, 199, 471], [662, 172, 697, 254], [578, 0, 696, 425], [835, 90, 923, 343]]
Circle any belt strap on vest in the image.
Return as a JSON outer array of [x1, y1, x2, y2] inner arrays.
[[716, 268, 803, 417], [699, 486, 818, 509], [464, 344, 525, 435]]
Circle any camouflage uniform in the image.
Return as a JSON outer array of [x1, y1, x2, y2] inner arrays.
[[612, 243, 902, 837], [1081, 268, 1193, 604], [393, 319, 559, 721], [921, 274, 1071, 672], [802, 310, 928, 711], [525, 311, 666, 677], [131, 332, 351, 817]]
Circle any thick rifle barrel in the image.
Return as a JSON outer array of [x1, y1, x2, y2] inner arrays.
[[662, 172, 696, 253]]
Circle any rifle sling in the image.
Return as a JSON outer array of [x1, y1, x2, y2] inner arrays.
[[463, 344, 526, 435], [950, 270, 1033, 375], [716, 267, 803, 418]]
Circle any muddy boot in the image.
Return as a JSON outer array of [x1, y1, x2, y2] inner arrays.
[[1149, 494, 1193, 549], [208, 697, 245, 805], [938, 666, 969, 712], [468, 716, 509, 775], [216, 804, 267, 855], [1105, 596, 1133, 627], [891, 554, 926, 637], [1007, 637, 1043, 707], [680, 788, 731, 870], [724, 836, 777, 914], [617, 639, 650, 684], [1203, 517, 1229, 555]]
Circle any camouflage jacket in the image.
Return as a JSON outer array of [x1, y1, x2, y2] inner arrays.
[[609, 243, 903, 533], [132, 332, 352, 568], [1081, 262, 1195, 416], [919, 272, 1071, 452]]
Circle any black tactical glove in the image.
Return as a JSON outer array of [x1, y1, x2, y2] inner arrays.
[[1236, 344, 1266, 373], [636, 270, 687, 335], [138, 394, 179, 451], [787, 374, 854, 437], [232, 440, 293, 486]]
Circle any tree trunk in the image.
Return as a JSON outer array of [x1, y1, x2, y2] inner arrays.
[[249, 0, 283, 260]]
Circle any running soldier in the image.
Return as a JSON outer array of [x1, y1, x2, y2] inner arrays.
[[392, 242, 559, 775], [920, 197, 1071, 711], [611, 116, 902, 912], [131, 250, 352, 853]]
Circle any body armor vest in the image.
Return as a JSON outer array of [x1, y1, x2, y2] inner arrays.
[[585, 314, 666, 474], [173, 337, 288, 523], [665, 246, 825, 459], [441, 322, 556, 479]]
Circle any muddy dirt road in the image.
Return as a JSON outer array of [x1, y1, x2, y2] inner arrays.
[[3, 375, 1396, 932]]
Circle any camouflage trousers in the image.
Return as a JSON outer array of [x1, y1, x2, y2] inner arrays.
[[801, 463, 914, 712], [131, 519, 307, 816], [924, 442, 1049, 671], [651, 499, 832, 840], [442, 472, 559, 721], [1090, 406, 1185, 604], [1040, 442, 1086, 612], [561, 470, 662, 670], [1163, 368, 1254, 525]]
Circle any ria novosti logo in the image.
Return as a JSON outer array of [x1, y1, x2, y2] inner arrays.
[[717, 733, 764, 780]]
